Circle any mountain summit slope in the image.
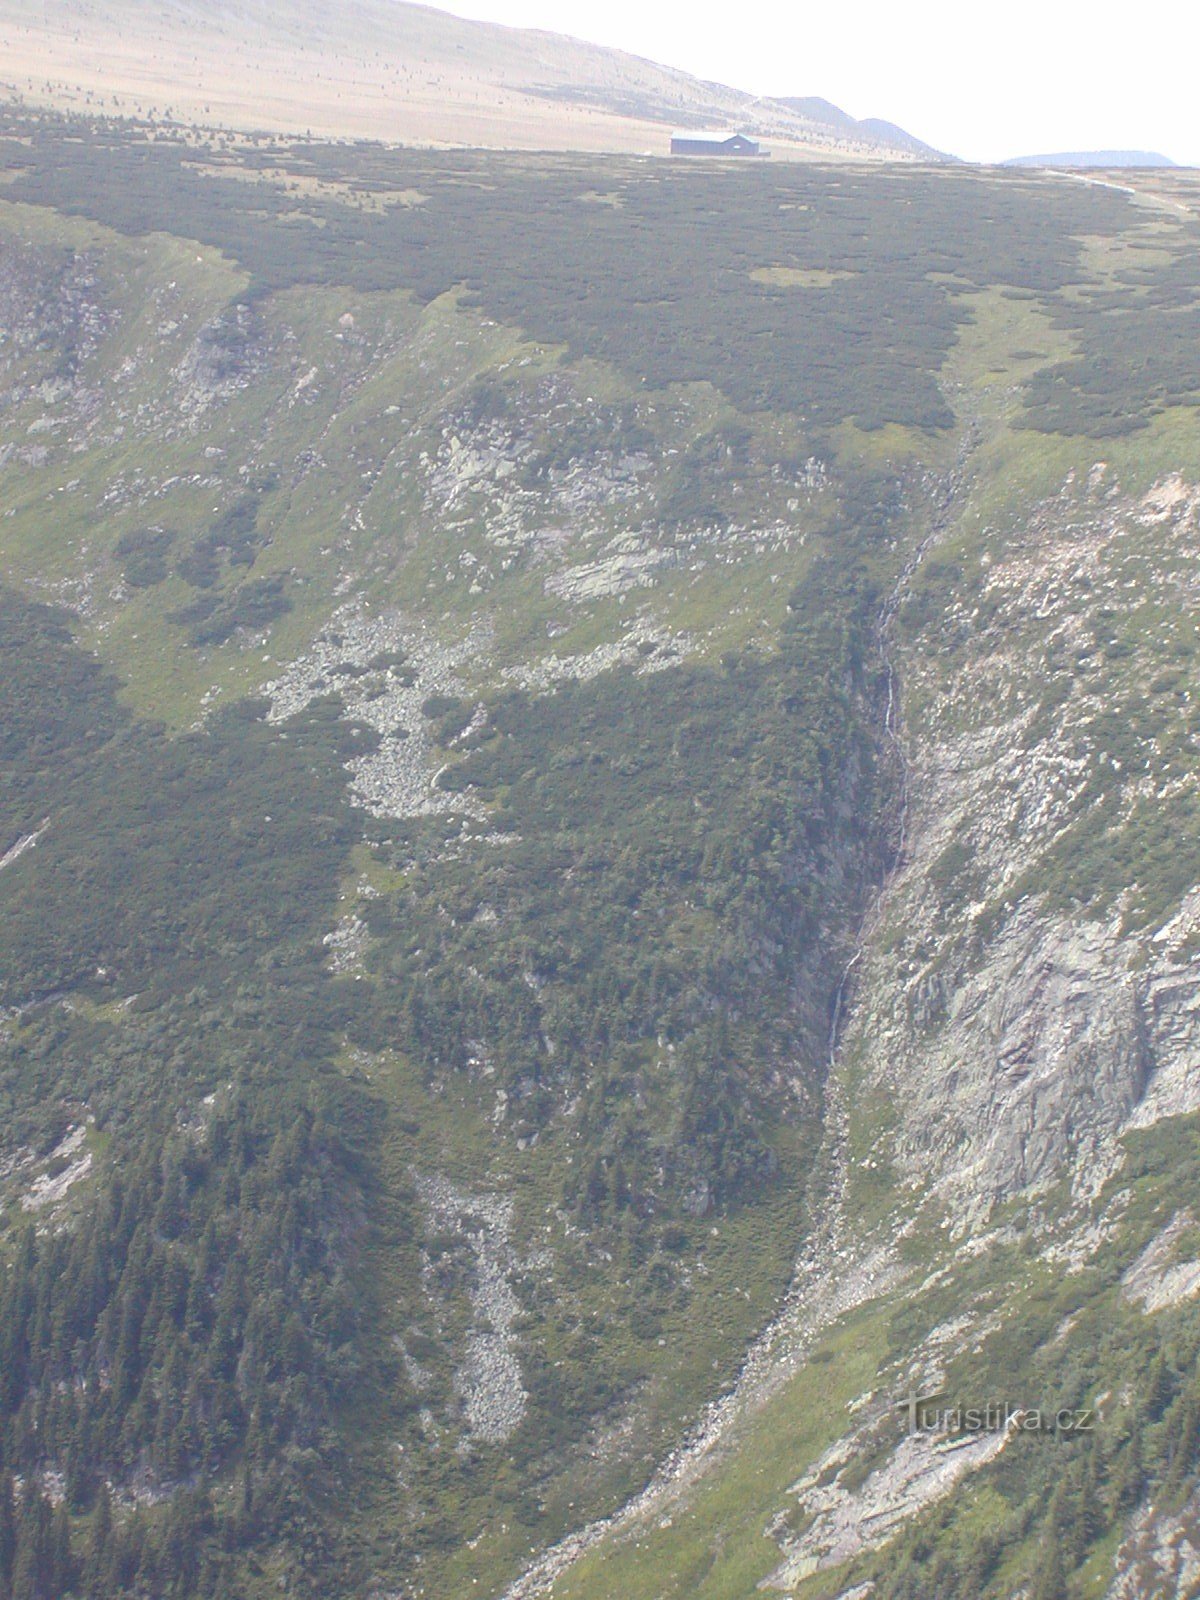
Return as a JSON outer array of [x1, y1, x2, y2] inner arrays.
[[0, 0, 937, 156]]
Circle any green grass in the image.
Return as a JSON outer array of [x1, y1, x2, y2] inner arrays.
[[555, 1300, 895, 1600]]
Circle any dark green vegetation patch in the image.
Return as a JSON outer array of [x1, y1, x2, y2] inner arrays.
[[6, 111, 1199, 436], [0, 591, 390, 1595]]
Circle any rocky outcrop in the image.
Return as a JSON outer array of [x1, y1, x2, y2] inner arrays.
[[1122, 1212, 1200, 1314], [854, 907, 1150, 1215], [844, 468, 1200, 1216], [18, 1123, 93, 1216], [763, 1427, 1011, 1588], [0, 821, 48, 874], [1107, 1488, 1200, 1599], [172, 304, 264, 418]]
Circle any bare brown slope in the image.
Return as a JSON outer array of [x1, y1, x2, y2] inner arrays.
[[0, 0, 931, 158]]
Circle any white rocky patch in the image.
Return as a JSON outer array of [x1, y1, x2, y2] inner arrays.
[[1127, 952, 1200, 1131], [1107, 1485, 1200, 1598], [21, 1124, 93, 1213], [422, 401, 651, 561], [500, 614, 691, 693], [545, 542, 677, 602], [323, 913, 368, 974], [263, 601, 491, 819], [763, 1425, 1011, 1587], [416, 1173, 529, 1444], [1122, 1211, 1200, 1313], [1134, 473, 1200, 527], [0, 820, 48, 874]]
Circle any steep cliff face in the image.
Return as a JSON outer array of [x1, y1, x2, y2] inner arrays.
[[755, 445, 1200, 1597], [855, 461, 1200, 1219]]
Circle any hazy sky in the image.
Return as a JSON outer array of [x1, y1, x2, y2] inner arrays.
[[438, 0, 1200, 165]]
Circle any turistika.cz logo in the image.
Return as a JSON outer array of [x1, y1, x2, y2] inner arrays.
[[897, 1392, 1096, 1439]]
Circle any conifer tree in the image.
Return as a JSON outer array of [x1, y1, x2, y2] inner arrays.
[[84, 1485, 113, 1594], [1033, 1540, 1069, 1600], [0, 1473, 15, 1600], [11, 1483, 51, 1600]]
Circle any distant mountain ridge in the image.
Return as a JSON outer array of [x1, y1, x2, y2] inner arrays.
[[1004, 149, 1177, 168], [0, 0, 944, 159], [777, 96, 950, 160]]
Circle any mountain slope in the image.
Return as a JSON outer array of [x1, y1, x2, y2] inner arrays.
[[0, 0, 937, 157], [778, 96, 949, 160], [3, 109, 1200, 1600]]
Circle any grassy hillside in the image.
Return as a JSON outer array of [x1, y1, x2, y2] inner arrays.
[[1, 109, 1200, 1599]]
